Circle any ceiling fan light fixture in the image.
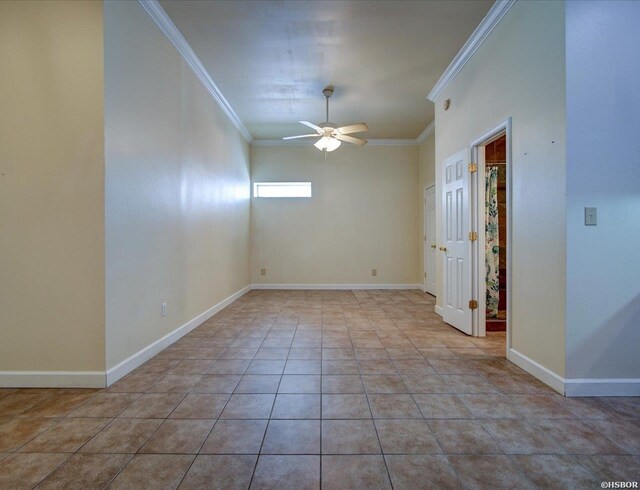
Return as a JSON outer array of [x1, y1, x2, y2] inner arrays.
[[314, 136, 341, 152], [314, 137, 329, 151], [325, 137, 341, 152]]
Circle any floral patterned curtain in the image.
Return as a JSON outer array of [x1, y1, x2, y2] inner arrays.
[[485, 166, 500, 318]]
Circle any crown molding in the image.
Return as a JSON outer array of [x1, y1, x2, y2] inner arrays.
[[138, 0, 253, 143], [427, 0, 517, 102], [252, 139, 310, 147], [368, 139, 418, 146], [251, 139, 418, 147], [416, 121, 435, 143]]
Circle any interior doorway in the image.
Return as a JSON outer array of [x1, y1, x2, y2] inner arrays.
[[471, 119, 512, 356], [423, 185, 437, 296], [483, 135, 507, 332]]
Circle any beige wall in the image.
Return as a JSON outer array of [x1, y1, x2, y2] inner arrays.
[[0, 1, 106, 372], [250, 144, 420, 286], [433, 1, 566, 376], [418, 131, 436, 285], [104, 1, 251, 370]]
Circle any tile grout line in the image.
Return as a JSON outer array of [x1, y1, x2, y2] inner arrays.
[[79, 377, 195, 488], [247, 315, 285, 489], [360, 317, 394, 489]]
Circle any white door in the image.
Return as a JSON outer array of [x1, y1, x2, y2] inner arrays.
[[442, 149, 472, 335], [424, 185, 437, 295]]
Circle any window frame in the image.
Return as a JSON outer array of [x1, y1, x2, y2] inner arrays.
[[252, 181, 312, 198]]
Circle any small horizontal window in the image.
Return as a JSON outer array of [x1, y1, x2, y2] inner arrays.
[[253, 182, 312, 198]]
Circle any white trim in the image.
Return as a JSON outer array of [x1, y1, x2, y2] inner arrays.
[[0, 371, 106, 388], [137, 0, 253, 143], [368, 139, 417, 146], [435, 305, 444, 317], [427, 0, 517, 102], [508, 348, 565, 395], [252, 139, 312, 147], [469, 118, 512, 353], [510, 348, 640, 396], [472, 144, 486, 337], [105, 285, 251, 385], [251, 284, 422, 290], [564, 379, 640, 397], [251, 139, 418, 147], [417, 121, 435, 143]]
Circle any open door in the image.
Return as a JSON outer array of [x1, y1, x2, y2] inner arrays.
[[442, 149, 472, 335]]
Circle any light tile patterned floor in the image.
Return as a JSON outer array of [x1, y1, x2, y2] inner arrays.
[[1, 289, 639, 489]]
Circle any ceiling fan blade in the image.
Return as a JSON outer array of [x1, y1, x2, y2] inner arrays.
[[299, 121, 323, 133], [335, 134, 367, 146], [282, 134, 320, 140], [337, 123, 368, 135]]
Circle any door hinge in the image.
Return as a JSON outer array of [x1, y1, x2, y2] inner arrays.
[[469, 299, 478, 310], [468, 162, 477, 173], [468, 231, 477, 241], [424, 272, 427, 278], [424, 235, 427, 241]]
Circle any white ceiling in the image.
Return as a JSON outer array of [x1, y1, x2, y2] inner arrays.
[[160, 0, 494, 140]]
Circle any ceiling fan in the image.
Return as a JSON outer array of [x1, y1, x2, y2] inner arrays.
[[283, 87, 368, 152]]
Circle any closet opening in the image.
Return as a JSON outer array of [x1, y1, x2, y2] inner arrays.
[[484, 135, 507, 333], [470, 118, 511, 356]]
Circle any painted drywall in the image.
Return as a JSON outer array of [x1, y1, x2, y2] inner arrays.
[[418, 130, 436, 287], [160, 0, 493, 140], [250, 144, 420, 285], [433, 1, 567, 376], [565, 0, 640, 380], [104, 1, 251, 370], [0, 1, 105, 372]]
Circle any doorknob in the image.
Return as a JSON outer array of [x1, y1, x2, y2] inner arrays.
[[439, 246, 447, 252], [430, 245, 436, 249]]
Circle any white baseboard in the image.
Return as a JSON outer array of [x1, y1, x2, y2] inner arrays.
[[250, 283, 423, 290], [0, 371, 106, 388], [105, 285, 251, 386], [0, 285, 252, 389], [508, 348, 565, 395], [564, 378, 640, 397], [434, 305, 444, 317]]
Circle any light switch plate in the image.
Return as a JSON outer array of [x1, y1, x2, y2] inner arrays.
[[584, 207, 597, 226]]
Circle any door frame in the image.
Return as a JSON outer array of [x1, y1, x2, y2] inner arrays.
[[470, 118, 512, 357], [423, 184, 436, 296]]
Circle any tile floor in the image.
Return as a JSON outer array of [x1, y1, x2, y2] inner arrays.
[[1, 289, 639, 489]]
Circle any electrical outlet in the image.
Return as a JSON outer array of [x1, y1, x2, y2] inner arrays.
[[260, 268, 266, 276], [372, 269, 377, 277], [161, 302, 167, 317]]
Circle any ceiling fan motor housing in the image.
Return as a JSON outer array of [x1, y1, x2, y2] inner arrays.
[[319, 122, 337, 136]]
